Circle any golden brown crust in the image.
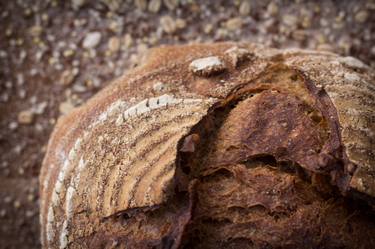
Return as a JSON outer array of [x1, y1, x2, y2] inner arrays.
[[40, 42, 375, 248]]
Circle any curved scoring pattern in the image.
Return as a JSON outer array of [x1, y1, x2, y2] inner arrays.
[[42, 94, 216, 249], [43, 99, 129, 247], [40, 43, 375, 249]]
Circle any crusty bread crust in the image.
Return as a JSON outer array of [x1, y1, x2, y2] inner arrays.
[[40, 42, 375, 248]]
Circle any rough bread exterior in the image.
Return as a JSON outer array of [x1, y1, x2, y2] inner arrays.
[[40, 43, 375, 249]]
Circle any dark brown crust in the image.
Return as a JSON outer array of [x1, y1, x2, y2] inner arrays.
[[184, 165, 375, 249], [174, 88, 375, 248], [300, 71, 355, 193], [39, 43, 375, 248], [206, 91, 328, 171], [175, 84, 374, 248]]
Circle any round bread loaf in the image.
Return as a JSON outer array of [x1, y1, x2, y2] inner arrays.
[[40, 43, 375, 249]]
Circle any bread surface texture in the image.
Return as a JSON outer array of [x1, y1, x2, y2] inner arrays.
[[40, 42, 375, 249]]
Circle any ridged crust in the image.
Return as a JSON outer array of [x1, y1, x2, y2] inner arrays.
[[40, 42, 375, 248], [40, 94, 216, 248], [282, 51, 375, 197]]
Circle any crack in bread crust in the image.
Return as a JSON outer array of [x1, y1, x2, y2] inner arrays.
[[39, 43, 375, 249], [70, 72, 375, 249]]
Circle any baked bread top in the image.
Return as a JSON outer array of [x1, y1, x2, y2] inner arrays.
[[39, 42, 375, 248]]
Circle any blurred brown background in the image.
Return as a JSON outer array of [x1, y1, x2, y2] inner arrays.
[[0, 0, 374, 248]]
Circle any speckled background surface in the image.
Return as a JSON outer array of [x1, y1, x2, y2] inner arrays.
[[0, 0, 374, 248]]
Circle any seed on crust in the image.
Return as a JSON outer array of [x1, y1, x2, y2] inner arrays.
[[189, 56, 226, 76]]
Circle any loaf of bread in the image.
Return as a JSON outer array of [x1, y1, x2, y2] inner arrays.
[[40, 43, 375, 249]]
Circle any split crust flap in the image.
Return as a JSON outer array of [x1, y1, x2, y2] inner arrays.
[[40, 43, 375, 249]]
